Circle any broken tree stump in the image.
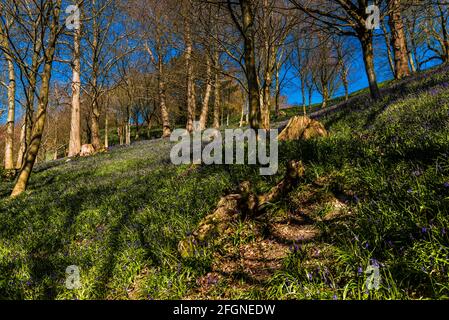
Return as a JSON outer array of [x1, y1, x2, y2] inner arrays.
[[278, 116, 328, 142]]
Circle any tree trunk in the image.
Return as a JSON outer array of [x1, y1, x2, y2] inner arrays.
[[409, 51, 417, 73], [308, 85, 313, 109], [68, 20, 82, 157], [301, 77, 306, 112], [126, 120, 131, 145], [388, 0, 411, 80], [321, 84, 329, 108], [213, 58, 221, 129], [241, 0, 261, 129], [158, 58, 171, 138], [91, 97, 101, 150], [360, 32, 381, 100], [275, 66, 281, 117], [239, 102, 245, 127], [3, 47, 16, 170], [261, 75, 272, 130], [104, 116, 109, 149], [16, 121, 26, 170], [90, 0, 101, 150], [185, 17, 195, 133], [21, 29, 43, 168], [404, 19, 419, 72], [342, 69, 349, 102], [381, 22, 396, 76], [199, 57, 212, 130], [11, 2, 61, 197], [118, 127, 124, 145]]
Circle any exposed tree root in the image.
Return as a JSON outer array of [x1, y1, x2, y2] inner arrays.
[[178, 161, 305, 259]]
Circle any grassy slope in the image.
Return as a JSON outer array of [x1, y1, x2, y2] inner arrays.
[[0, 65, 448, 300]]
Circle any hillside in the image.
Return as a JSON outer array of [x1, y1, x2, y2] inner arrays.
[[1, 65, 449, 300]]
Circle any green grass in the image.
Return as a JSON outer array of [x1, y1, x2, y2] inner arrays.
[[1, 65, 449, 300]]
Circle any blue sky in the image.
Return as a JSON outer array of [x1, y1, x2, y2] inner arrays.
[[284, 32, 440, 106]]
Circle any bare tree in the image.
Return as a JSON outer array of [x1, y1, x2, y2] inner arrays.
[[0, 14, 16, 170], [130, 0, 174, 137], [422, 1, 449, 64], [5, 0, 64, 197], [226, 0, 262, 129], [290, 0, 383, 100], [68, 1, 82, 157]]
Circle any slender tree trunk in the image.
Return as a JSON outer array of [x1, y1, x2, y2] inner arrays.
[[275, 66, 281, 117], [213, 58, 221, 129], [11, 2, 61, 197], [409, 51, 417, 73], [158, 58, 171, 138], [381, 22, 396, 76], [342, 69, 349, 102], [69, 19, 82, 157], [300, 77, 306, 111], [104, 116, 109, 149], [261, 74, 271, 130], [126, 120, 131, 145], [388, 0, 411, 79], [404, 19, 419, 72], [199, 57, 212, 130], [53, 123, 58, 160], [241, 0, 261, 129], [308, 85, 313, 109], [185, 17, 195, 132], [118, 127, 124, 145], [3, 47, 16, 170], [0, 19, 16, 171], [22, 53, 41, 168], [321, 84, 329, 108], [239, 102, 245, 127], [16, 121, 26, 170], [360, 32, 381, 100], [91, 97, 101, 150], [90, 0, 101, 150]]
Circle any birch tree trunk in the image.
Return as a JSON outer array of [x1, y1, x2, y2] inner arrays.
[[185, 17, 195, 133], [68, 15, 82, 157], [1, 27, 16, 170], [158, 57, 171, 137], [104, 116, 109, 149], [199, 57, 212, 130], [16, 121, 26, 170], [213, 52, 221, 129]]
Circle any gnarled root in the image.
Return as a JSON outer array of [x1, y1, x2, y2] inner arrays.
[[178, 161, 305, 259]]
